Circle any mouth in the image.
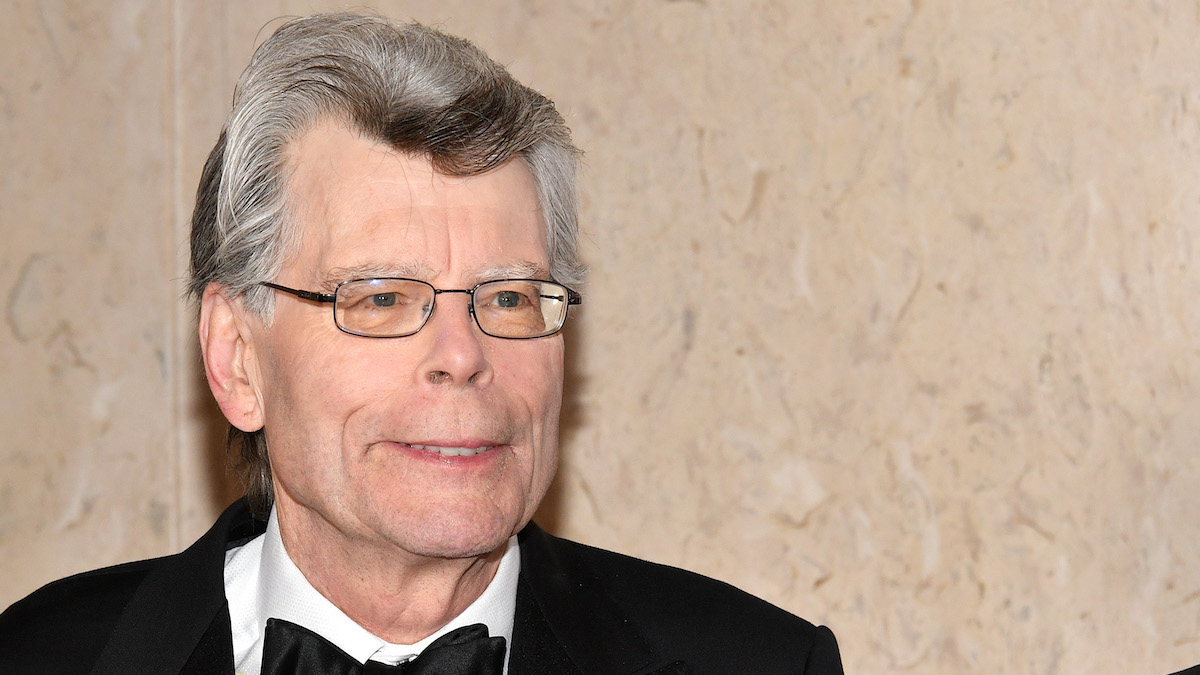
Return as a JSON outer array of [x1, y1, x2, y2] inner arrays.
[[401, 443, 498, 458]]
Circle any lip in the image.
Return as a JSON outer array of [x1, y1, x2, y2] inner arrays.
[[382, 440, 508, 460]]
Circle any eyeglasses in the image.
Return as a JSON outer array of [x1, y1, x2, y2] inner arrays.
[[261, 277, 581, 339]]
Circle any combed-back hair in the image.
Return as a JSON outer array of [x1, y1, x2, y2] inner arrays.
[[187, 12, 583, 517]]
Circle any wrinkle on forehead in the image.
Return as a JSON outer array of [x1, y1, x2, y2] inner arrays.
[[284, 122, 549, 290]]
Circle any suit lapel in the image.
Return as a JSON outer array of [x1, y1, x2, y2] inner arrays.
[[509, 575, 583, 675], [179, 606, 236, 675], [510, 522, 692, 675], [89, 500, 261, 675]]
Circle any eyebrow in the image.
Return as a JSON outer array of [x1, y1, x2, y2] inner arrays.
[[471, 260, 550, 282], [320, 262, 434, 289], [319, 260, 551, 289]]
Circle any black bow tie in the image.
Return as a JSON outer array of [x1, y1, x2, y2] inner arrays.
[[261, 619, 506, 675]]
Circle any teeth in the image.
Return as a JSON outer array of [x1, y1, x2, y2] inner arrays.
[[408, 444, 491, 457]]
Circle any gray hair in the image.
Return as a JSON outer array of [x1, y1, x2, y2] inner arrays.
[[188, 12, 584, 517]]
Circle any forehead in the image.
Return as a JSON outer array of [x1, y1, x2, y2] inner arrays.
[[282, 121, 548, 284]]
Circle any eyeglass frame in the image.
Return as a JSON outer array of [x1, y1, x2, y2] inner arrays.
[[260, 277, 582, 340]]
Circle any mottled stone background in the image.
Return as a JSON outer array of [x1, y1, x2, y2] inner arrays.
[[4, 1, 1200, 673]]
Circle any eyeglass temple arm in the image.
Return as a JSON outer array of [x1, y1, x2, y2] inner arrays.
[[536, 289, 582, 305], [261, 282, 336, 304]]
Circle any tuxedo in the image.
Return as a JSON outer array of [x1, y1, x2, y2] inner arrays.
[[0, 500, 843, 674]]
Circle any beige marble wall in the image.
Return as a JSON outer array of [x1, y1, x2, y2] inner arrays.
[[4, 1, 1200, 672]]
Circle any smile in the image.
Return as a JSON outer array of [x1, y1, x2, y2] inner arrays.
[[404, 443, 495, 457]]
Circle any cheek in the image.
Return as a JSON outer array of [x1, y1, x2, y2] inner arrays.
[[502, 342, 564, 422], [263, 338, 330, 408], [256, 329, 367, 448], [527, 354, 563, 505], [515, 348, 565, 487]]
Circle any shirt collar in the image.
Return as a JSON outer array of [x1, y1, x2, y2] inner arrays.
[[225, 507, 519, 673]]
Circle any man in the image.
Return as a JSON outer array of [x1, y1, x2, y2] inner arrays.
[[0, 12, 843, 674]]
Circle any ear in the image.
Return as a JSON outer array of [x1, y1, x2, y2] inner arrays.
[[199, 283, 266, 432]]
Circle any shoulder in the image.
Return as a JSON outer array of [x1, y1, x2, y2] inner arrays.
[[551, 531, 805, 625], [0, 557, 160, 674], [546, 531, 826, 634], [519, 523, 843, 674], [0, 500, 259, 674]]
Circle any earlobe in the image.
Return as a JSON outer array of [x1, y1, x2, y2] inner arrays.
[[199, 284, 266, 433]]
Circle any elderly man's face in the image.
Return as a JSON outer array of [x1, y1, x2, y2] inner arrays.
[[246, 122, 563, 561]]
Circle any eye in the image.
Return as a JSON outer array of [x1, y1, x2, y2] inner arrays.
[[494, 290, 523, 308], [370, 293, 397, 307], [480, 286, 536, 309]]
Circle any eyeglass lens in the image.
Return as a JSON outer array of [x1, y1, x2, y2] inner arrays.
[[334, 278, 570, 338]]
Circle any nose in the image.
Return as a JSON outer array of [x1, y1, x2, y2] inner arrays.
[[415, 292, 493, 388]]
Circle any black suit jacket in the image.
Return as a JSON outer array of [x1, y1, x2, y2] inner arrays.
[[0, 500, 843, 674]]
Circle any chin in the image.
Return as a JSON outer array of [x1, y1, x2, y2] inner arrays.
[[403, 529, 513, 561], [391, 506, 525, 560]]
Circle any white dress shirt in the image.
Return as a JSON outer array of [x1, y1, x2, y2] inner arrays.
[[223, 509, 519, 675]]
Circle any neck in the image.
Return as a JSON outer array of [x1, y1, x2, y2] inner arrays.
[[273, 502, 506, 644]]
